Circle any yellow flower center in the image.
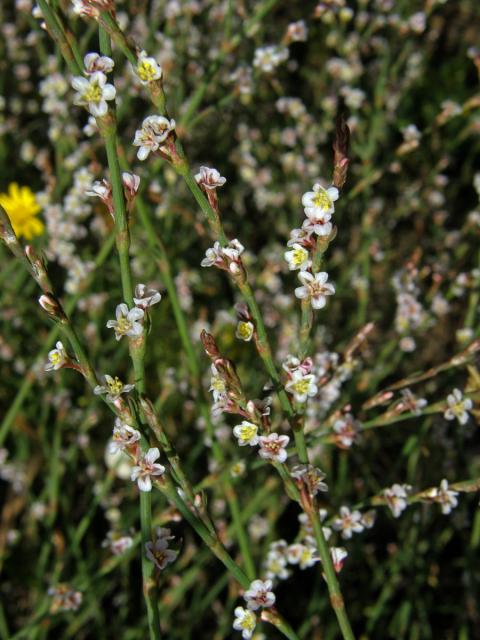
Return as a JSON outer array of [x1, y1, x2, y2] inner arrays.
[[116, 317, 132, 334], [137, 60, 157, 82], [83, 82, 103, 103], [240, 611, 255, 632], [211, 377, 226, 393], [312, 188, 331, 211], [50, 352, 62, 365], [292, 379, 310, 394], [237, 321, 253, 339], [239, 423, 257, 442], [292, 248, 307, 265], [0, 183, 43, 240], [107, 377, 124, 395]]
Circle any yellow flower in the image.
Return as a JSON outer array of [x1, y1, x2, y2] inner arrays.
[[0, 183, 44, 240]]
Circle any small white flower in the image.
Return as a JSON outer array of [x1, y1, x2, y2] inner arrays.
[[287, 543, 319, 569], [233, 421, 259, 447], [209, 364, 227, 402], [145, 528, 178, 569], [333, 506, 364, 539], [133, 115, 176, 161], [135, 50, 162, 84], [233, 607, 256, 639], [284, 243, 310, 271], [384, 484, 410, 518], [71, 71, 116, 117], [291, 464, 328, 495], [133, 284, 162, 309], [94, 375, 135, 402], [332, 415, 358, 449], [294, 271, 335, 309], [45, 341, 67, 371], [258, 433, 289, 463], [85, 179, 112, 203], [201, 239, 244, 274], [122, 172, 141, 198], [236, 320, 254, 342], [330, 547, 348, 573], [302, 212, 333, 237], [285, 370, 318, 403], [131, 448, 166, 492], [444, 388, 473, 425], [106, 303, 144, 340], [253, 45, 289, 73], [102, 531, 134, 556], [302, 183, 339, 217], [244, 579, 275, 610], [195, 166, 226, 190], [108, 418, 141, 454], [83, 52, 114, 75], [434, 479, 459, 515]]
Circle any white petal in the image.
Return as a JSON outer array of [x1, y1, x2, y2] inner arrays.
[[145, 447, 160, 464], [102, 83, 116, 100], [311, 296, 326, 309], [71, 76, 89, 91], [137, 145, 150, 161], [138, 476, 152, 492]]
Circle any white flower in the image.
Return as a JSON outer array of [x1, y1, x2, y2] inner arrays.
[[108, 419, 141, 454], [135, 50, 162, 84], [233, 607, 256, 639], [295, 271, 335, 309], [122, 172, 141, 198], [195, 166, 226, 190], [332, 415, 358, 449], [258, 433, 289, 463], [287, 543, 319, 569], [302, 184, 339, 217], [291, 464, 328, 495], [444, 388, 473, 425], [333, 506, 364, 539], [284, 243, 310, 270], [236, 321, 254, 342], [131, 448, 166, 492], [83, 52, 114, 75], [253, 45, 289, 73], [102, 531, 134, 556], [133, 284, 161, 309], [330, 547, 348, 573], [209, 364, 227, 402], [434, 479, 459, 515], [384, 484, 410, 518], [302, 212, 333, 237], [244, 579, 275, 610], [85, 179, 112, 204], [285, 370, 318, 403], [133, 115, 176, 161], [145, 528, 178, 569], [201, 239, 244, 274], [233, 421, 259, 447], [71, 71, 116, 117], [45, 341, 66, 371], [106, 303, 144, 340], [94, 375, 135, 402]]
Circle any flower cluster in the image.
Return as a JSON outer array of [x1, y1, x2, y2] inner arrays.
[[201, 239, 245, 276], [283, 182, 339, 309], [233, 579, 276, 639], [133, 115, 176, 160]]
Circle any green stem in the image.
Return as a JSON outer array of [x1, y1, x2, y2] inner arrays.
[[99, 26, 161, 640], [310, 510, 355, 640]]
